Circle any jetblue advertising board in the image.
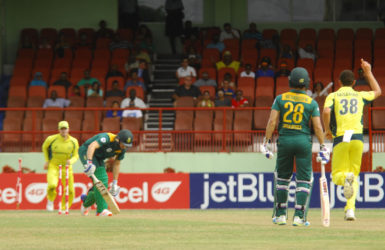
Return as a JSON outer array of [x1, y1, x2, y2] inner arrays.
[[190, 173, 385, 209]]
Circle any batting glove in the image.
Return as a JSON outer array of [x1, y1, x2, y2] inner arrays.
[[109, 180, 120, 197], [84, 160, 96, 177], [260, 138, 274, 159], [317, 144, 330, 163]]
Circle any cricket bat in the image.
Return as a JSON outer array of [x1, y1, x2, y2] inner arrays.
[[90, 174, 120, 215], [319, 160, 330, 227]]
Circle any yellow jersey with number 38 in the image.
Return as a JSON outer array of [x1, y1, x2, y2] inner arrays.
[[324, 86, 375, 138]]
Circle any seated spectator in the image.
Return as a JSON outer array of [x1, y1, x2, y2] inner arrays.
[[218, 79, 235, 98], [77, 69, 100, 88], [55, 33, 71, 58], [280, 44, 294, 59], [39, 37, 52, 49], [134, 24, 153, 47], [183, 34, 201, 54], [43, 90, 70, 108], [232, 90, 249, 108], [95, 20, 114, 39], [105, 64, 124, 81], [216, 51, 240, 73], [214, 89, 231, 107], [109, 33, 131, 51], [75, 32, 93, 50], [125, 69, 146, 92], [260, 34, 280, 51], [206, 34, 225, 53], [240, 64, 255, 78], [106, 101, 123, 118], [68, 85, 84, 97], [219, 73, 236, 89], [121, 89, 147, 118], [181, 20, 199, 43], [243, 22, 262, 40], [52, 72, 72, 90], [186, 47, 201, 70], [198, 91, 215, 107], [275, 61, 291, 78], [173, 76, 201, 102], [298, 44, 317, 61], [194, 71, 217, 87], [87, 82, 103, 97], [308, 81, 330, 98], [125, 59, 151, 85], [106, 80, 125, 98], [176, 57, 197, 79], [256, 57, 275, 78], [356, 68, 369, 86], [30, 72, 47, 88], [219, 23, 240, 42]]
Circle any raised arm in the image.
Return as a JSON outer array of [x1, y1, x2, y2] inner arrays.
[[361, 58, 382, 98]]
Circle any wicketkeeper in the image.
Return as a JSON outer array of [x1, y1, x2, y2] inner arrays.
[[261, 67, 329, 226], [79, 129, 133, 216], [42, 121, 79, 212]]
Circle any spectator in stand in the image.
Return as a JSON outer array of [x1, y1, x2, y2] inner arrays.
[[106, 80, 125, 98], [68, 85, 84, 97], [176, 57, 197, 79], [106, 101, 123, 118], [121, 88, 147, 118], [134, 25, 153, 50], [308, 81, 331, 98], [219, 73, 236, 89], [218, 79, 235, 98], [298, 44, 317, 61], [30, 72, 47, 88], [75, 32, 93, 50], [275, 61, 291, 78], [243, 22, 262, 40], [240, 64, 255, 78], [95, 20, 114, 39], [232, 90, 249, 108], [356, 68, 369, 86], [52, 72, 72, 90], [219, 23, 240, 42], [125, 58, 151, 84], [181, 20, 199, 43], [173, 76, 201, 103], [77, 69, 100, 89], [198, 90, 215, 107], [43, 90, 71, 108], [206, 34, 225, 53], [109, 33, 131, 51], [87, 82, 103, 97], [125, 69, 146, 92], [55, 33, 71, 58], [105, 64, 124, 82], [214, 89, 231, 107], [280, 44, 294, 59], [194, 71, 217, 87], [186, 47, 201, 70], [183, 34, 201, 54], [256, 57, 275, 78], [39, 37, 52, 49], [165, 0, 184, 54], [216, 50, 240, 73]]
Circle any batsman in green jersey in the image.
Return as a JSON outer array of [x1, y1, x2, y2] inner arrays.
[[261, 67, 330, 226], [79, 129, 133, 216]]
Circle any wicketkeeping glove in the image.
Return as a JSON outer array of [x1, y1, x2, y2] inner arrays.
[[260, 138, 274, 159], [317, 144, 330, 163], [109, 180, 120, 197], [84, 160, 96, 177]]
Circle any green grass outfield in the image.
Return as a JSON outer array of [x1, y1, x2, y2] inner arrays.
[[0, 209, 384, 250]]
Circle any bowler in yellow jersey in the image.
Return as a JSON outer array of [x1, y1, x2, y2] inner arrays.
[[42, 121, 79, 212], [323, 59, 381, 221]]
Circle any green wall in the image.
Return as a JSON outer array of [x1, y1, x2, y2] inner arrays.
[[3, 0, 118, 64]]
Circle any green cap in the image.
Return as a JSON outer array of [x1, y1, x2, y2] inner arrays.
[[117, 129, 133, 147], [289, 67, 310, 89]]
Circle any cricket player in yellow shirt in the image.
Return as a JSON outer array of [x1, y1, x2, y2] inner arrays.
[[42, 121, 79, 212], [323, 59, 381, 221]]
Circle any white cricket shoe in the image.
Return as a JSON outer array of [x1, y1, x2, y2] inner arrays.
[[46, 200, 54, 212], [81, 204, 90, 216], [344, 172, 355, 199], [96, 209, 112, 217], [272, 215, 287, 225], [344, 209, 356, 221], [292, 216, 310, 227]]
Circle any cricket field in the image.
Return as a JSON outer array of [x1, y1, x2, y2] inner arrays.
[[0, 209, 384, 249]]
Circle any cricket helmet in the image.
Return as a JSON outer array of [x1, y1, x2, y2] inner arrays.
[[117, 129, 133, 147], [289, 67, 310, 89]]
